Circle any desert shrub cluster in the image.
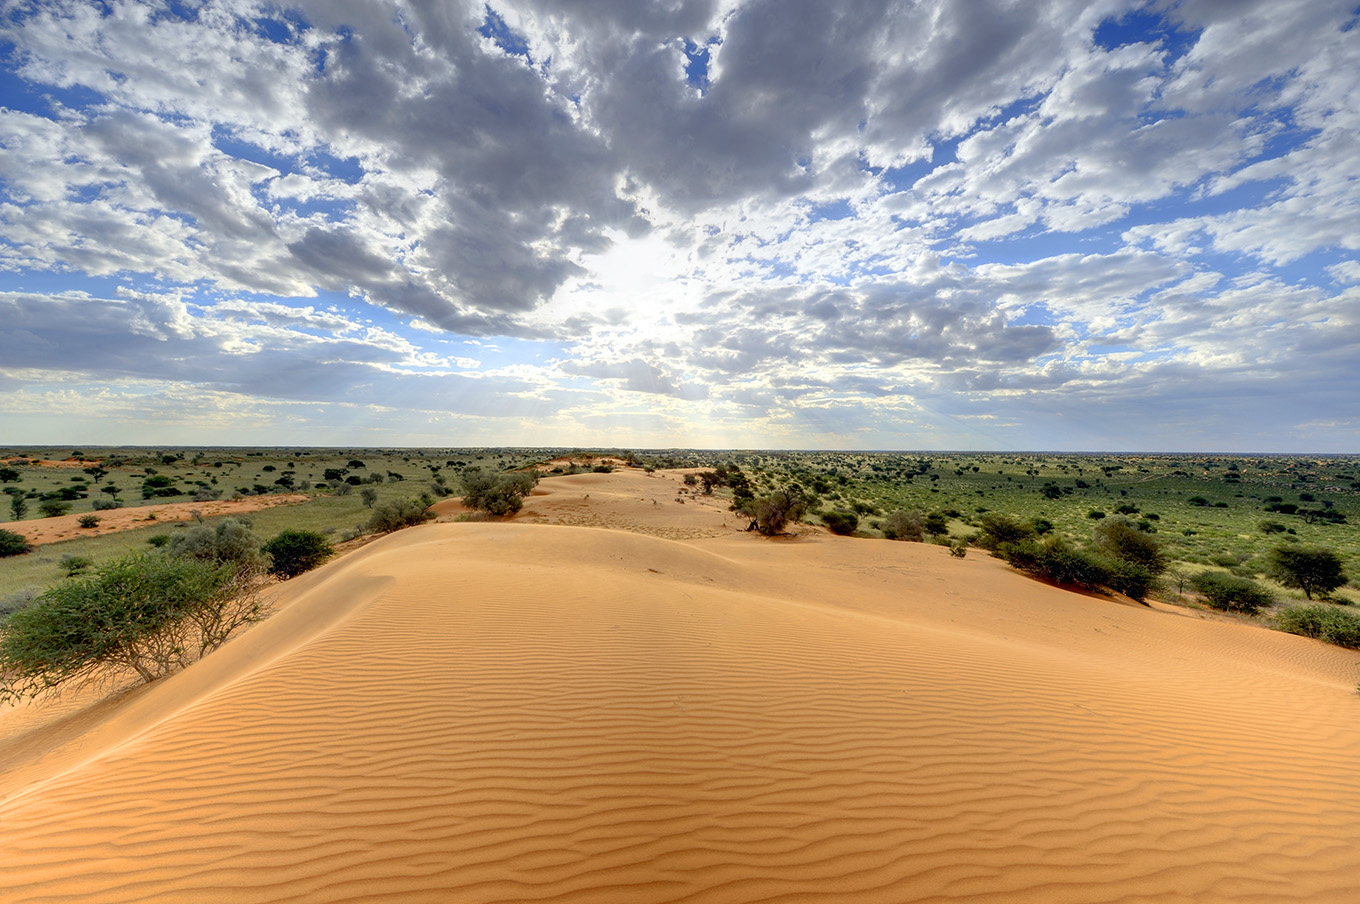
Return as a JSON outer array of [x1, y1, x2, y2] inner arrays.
[[992, 516, 1164, 602], [459, 468, 538, 516], [1189, 571, 1276, 614], [367, 497, 436, 533], [0, 528, 33, 558], [1267, 547, 1348, 600], [1274, 605, 1360, 648], [881, 509, 925, 542]]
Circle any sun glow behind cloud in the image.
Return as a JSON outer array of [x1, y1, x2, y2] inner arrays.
[[0, 0, 1357, 450]]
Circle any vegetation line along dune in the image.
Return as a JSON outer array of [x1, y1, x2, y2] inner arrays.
[[3, 466, 1360, 903]]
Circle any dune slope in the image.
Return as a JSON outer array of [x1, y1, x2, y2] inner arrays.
[[4, 481, 1360, 903]]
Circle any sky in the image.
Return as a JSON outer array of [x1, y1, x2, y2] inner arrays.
[[1, 0, 1358, 452]]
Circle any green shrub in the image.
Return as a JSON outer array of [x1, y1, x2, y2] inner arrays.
[[166, 517, 267, 572], [1092, 517, 1166, 574], [1000, 538, 1112, 592], [976, 512, 1035, 550], [59, 554, 93, 576], [367, 497, 435, 533], [949, 540, 967, 558], [822, 510, 858, 535], [1102, 557, 1156, 602], [0, 527, 34, 558], [0, 553, 258, 700], [923, 512, 949, 536], [78, 514, 101, 528], [460, 468, 538, 516], [1190, 571, 1275, 614], [147, 534, 171, 547], [38, 500, 70, 518], [882, 510, 925, 541], [1275, 605, 1360, 649], [262, 529, 334, 579]]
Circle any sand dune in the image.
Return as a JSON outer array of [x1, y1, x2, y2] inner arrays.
[[4, 469, 1360, 903]]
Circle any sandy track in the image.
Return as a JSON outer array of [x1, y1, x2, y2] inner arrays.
[[6, 494, 310, 546], [3, 471, 1360, 902]]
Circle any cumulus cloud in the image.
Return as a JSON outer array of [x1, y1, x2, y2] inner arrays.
[[1, 0, 1357, 448]]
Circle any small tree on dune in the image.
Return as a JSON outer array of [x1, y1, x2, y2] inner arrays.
[[739, 487, 810, 536]]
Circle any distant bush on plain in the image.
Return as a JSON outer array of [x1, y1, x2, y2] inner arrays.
[[1268, 547, 1349, 600], [975, 512, 1036, 550], [822, 510, 858, 535], [167, 518, 268, 572], [0, 528, 33, 558], [882, 510, 925, 541]]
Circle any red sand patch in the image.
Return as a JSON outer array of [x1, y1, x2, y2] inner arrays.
[[7, 496, 311, 547]]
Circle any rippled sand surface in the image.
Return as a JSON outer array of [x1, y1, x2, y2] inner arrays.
[[5, 469, 1360, 903]]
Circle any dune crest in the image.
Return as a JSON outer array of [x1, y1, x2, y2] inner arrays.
[[4, 470, 1360, 903]]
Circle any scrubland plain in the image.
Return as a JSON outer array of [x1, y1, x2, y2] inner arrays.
[[4, 465, 1360, 903]]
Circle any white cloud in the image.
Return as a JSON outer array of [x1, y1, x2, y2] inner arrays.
[[1, 0, 1357, 449]]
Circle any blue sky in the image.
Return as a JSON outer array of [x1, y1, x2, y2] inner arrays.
[[1, 0, 1358, 451]]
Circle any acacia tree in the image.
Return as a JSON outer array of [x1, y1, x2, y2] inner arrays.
[[6, 489, 26, 521], [1269, 547, 1349, 600], [739, 487, 810, 536], [0, 552, 266, 701]]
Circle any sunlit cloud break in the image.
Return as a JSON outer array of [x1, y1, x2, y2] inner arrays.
[[1, 0, 1357, 451]]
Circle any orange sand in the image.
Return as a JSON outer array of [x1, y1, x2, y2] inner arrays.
[[8, 495, 311, 546], [3, 469, 1360, 903]]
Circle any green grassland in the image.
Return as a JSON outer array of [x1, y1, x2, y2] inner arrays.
[[0, 446, 555, 602], [4, 447, 1357, 611]]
